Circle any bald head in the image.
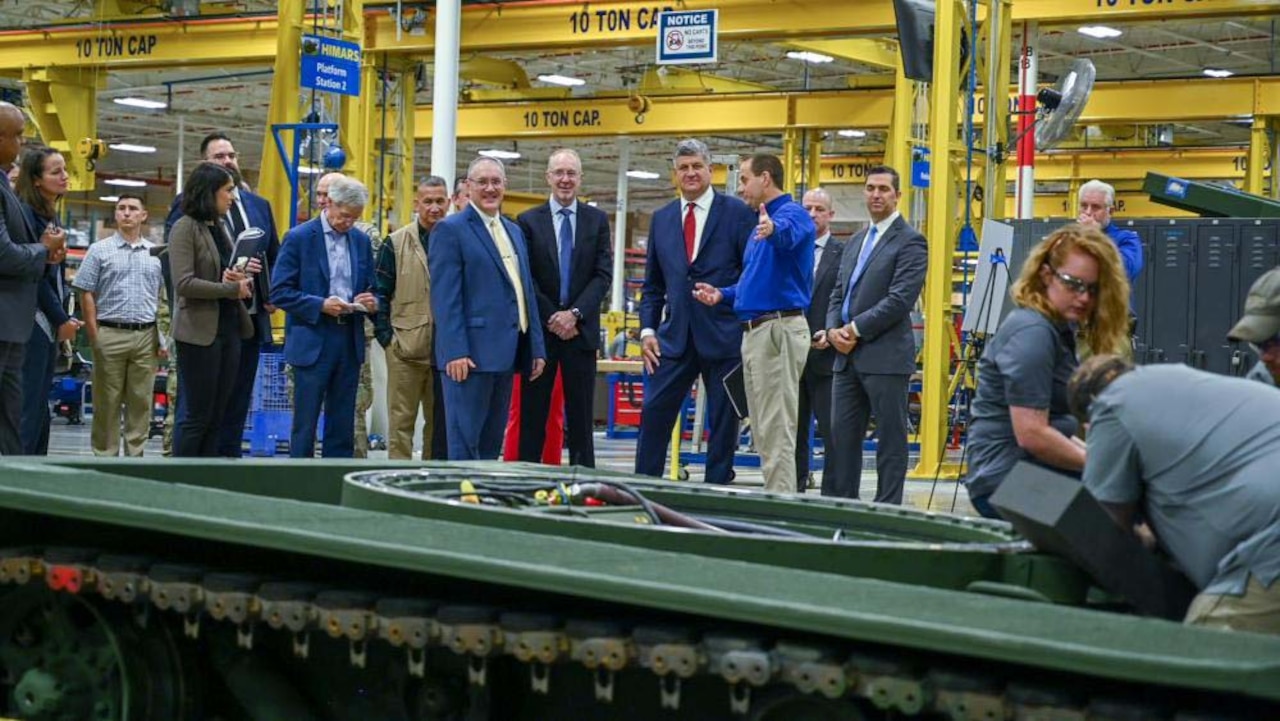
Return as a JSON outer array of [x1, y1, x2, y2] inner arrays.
[[0, 102, 24, 167], [316, 172, 345, 210], [802, 187, 835, 237]]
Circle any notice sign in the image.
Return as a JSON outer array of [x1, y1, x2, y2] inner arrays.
[[301, 34, 361, 97], [656, 10, 717, 65]]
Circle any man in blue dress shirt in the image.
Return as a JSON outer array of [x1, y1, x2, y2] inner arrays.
[[1077, 179, 1142, 284], [694, 153, 815, 493]]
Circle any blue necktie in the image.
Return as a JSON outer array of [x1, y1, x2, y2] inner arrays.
[[842, 225, 879, 324], [558, 208, 573, 306]]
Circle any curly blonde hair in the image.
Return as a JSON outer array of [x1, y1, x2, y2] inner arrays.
[[1010, 223, 1132, 356]]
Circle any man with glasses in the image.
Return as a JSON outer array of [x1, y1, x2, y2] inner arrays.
[[514, 149, 612, 467], [429, 157, 546, 460], [164, 131, 280, 457], [1229, 268, 1280, 387], [271, 176, 378, 457], [1077, 179, 1142, 284]]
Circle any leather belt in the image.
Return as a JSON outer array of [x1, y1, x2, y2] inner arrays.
[[98, 320, 155, 331], [324, 314, 351, 325], [740, 309, 803, 332]]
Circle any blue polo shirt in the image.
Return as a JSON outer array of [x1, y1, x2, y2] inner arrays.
[[1103, 221, 1143, 284], [719, 194, 815, 320]]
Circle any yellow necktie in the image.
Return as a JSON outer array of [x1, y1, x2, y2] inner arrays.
[[488, 219, 528, 333]]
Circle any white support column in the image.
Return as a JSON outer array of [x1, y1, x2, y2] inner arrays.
[[429, 0, 460, 186], [175, 115, 185, 194], [611, 138, 630, 312]]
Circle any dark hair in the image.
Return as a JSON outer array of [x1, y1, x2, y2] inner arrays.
[[421, 175, 448, 192], [115, 192, 145, 208], [200, 131, 232, 158], [865, 164, 901, 192], [1067, 354, 1134, 424], [181, 162, 234, 222], [747, 154, 786, 192], [452, 176, 469, 194], [15, 146, 62, 220]]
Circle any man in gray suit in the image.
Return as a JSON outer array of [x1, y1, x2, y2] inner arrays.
[[819, 166, 927, 504], [0, 102, 66, 454], [796, 188, 844, 493]]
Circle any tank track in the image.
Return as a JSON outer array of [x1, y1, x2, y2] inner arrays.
[[0, 545, 1269, 721]]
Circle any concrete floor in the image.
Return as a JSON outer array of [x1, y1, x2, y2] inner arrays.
[[46, 415, 978, 517]]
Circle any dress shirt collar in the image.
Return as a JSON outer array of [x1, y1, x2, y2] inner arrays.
[[470, 202, 502, 226], [320, 210, 341, 238], [111, 232, 151, 249], [682, 185, 715, 213], [815, 231, 830, 250], [868, 211, 900, 239], [550, 197, 578, 215]]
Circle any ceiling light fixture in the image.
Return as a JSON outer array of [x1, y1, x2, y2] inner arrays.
[[99, 195, 120, 203], [108, 143, 157, 154], [479, 149, 521, 160], [536, 74, 586, 87], [626, 170, 661, 180], [786, 51, 834, 64], [1203, 68, 1234, 78], [837, 129, 867, 138], [103, 178, 147, 187], [1077, 25, 1122, 39], [112, 97, 168, 110]]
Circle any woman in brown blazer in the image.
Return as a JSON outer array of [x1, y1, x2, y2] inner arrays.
[[169, 162, 255, 456]]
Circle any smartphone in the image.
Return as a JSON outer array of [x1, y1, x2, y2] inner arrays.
[[234, 256, 249, 272]]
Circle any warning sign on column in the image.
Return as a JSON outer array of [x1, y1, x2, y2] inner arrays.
[[656, 10, 718, 65]]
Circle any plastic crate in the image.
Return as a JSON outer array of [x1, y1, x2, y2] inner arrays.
[[243, 352, 323, 456]]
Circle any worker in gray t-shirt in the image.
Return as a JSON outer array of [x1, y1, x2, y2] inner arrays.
[[1069, 355, 1280, 634]]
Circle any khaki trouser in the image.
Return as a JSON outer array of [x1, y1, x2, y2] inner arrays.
[[384, 342, 435, 460], [1184, 575, 1280, 635], [741, 313, 810, 494], [91, 326, 157, 457]]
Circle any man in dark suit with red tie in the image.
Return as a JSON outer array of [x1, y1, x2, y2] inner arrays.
[[516, 149, 613, 467], [821, 166, 928, 504], [635, 139, 755, 484]]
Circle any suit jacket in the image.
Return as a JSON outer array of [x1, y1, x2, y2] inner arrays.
[[428, 205, 546, 374], [18, 204, 69, 341], [271, 216, 375, 368], [168, 215, 254, 346], [639, 191, 755, 360], [806, 236, 845, 376], [826, 216, 928, 375], [166, 189, 280, 340], [0, 182, 47, 343], [516, 200, 613, 352]]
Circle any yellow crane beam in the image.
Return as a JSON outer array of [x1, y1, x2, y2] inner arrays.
[[23, 67, 103, 192], [3, 0, 1275, 71], [412, 77, 1280, 139]]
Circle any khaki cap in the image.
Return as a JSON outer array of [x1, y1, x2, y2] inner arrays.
[[1228, 267, 1280, 343]]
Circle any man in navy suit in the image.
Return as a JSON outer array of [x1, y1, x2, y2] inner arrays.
[[0, 103, 65, 455], [821, 165, 927, 503], [430, 156, 546, 460], [635, 139, 755, 484], [516, 149, 612, 467], [270, 176, 378, 458], [164, 131, 280, 457], [796, 188, 844, 491]]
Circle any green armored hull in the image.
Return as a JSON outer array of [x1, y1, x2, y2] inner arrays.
[[0, 458, 1276, 721]]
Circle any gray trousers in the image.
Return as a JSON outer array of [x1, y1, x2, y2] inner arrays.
[[0, 341, 22, 455], [826, 367, 909, 504]]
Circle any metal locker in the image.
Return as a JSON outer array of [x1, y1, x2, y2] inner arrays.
[[1190, 220, 1237, 374], [1146, 221, 1193, 365], [1231, 220, 1279, 375]]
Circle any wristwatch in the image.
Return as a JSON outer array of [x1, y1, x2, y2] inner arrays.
[[570, 308, 583, 321]]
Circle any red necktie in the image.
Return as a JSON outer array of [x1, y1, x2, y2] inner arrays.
[[683, 202, 697, 263]]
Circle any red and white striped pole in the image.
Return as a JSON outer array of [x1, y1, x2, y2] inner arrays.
[[1015, 22, 1039, 219]]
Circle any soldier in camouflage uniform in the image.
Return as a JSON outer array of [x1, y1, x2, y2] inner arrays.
[[316, 172, 383, 457], [156, 266, 177, 456]]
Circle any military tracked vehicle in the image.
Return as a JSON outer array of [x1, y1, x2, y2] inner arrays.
[[1, 458, 1276, 720]]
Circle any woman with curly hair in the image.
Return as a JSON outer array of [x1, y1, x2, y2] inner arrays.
[[963, 223, 1131, 518]]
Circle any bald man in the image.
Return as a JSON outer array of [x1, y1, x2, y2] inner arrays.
[[797, 188, 845, 491], [0, 102, 66, 454]]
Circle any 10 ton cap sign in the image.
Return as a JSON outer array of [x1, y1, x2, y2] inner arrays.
[[656, 10, 718, 65]]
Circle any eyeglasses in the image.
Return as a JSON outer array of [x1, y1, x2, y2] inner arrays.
[[1048, 267, 1100, 297], [549, 169, 580, 179], [468, 177, 505, 189]]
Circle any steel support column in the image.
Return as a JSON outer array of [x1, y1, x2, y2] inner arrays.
[[914, 0, 964, 479], [982, 0, 1012, 221], [1246, 115, 1267, 197], [886, 60, 915, 218], [259, 0, 304, 231], [22, 67, 102, 192], [611, 138, 631, 313]]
